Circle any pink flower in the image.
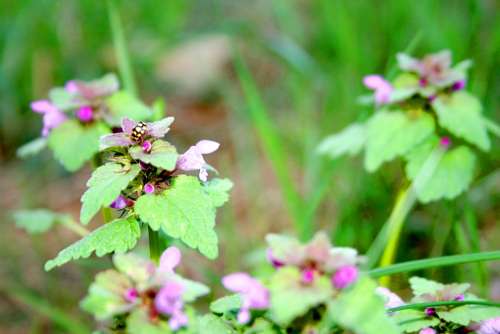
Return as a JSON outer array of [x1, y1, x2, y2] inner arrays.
[[302, 268, 316, 284], [154, 281, 188, 330], [30, 100, 67, 136], [109, 195, 132, 210], [158, 247, 181, 274], [222, 272, 269, 324], [419, 328, 436, 334], [452, 80, 466, 91], [75, 106, 94, 122], [143, 183, 155, 194], [176, 140, 220, 181], [363, 75, 393, 105], [331, 265, 358, 289], [477, 317, 500, 334], [375, 287, 405, 309], [142, 140, 152, 153], [123, 288, 139, 303]]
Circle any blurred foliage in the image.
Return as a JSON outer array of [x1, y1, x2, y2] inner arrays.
[[0, 0, 498, 332]]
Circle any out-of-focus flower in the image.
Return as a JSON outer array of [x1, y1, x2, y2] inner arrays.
[[176, 140, 220, 181], [143, 183, 155, 194], [376, 287, 405, 309], [266, 249, 284, 268], [155, 281, 188, 330], [124, 288, 139, 303], [424, 307, 436, 316], [397, 50, 465, 88], [110, 195, 131, 210], [31, 100, 68, 136], [452, 79, 466, 91], [476, 317, 500, 334], [302, 268, 317, 284], [75, 106, 94, 122], [439, 136, 451, 149], [158, 246, 181, 274], [419, 328, 436, 334], [100, 117, 174, 149], [64, 74, 119, 101], [331, 265, 358, 289], [363, 75, 393, 105], [222, 272, 269, 324]]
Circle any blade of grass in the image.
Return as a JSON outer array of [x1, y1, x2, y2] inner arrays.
[[233, 48, 310, 240], [368, 251, 500, 278], [6, 286, 90, 334], [389, 300, 500, 313]]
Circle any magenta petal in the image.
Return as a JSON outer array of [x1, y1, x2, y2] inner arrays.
[[64, 80, 79, 93], [332, 265, 358, 289], [363, 75, 386, 89], [159, 247, 181, 272], [76, 106, 93, 122], [121, 117, 137, 134], [100, 133, 133, 149]]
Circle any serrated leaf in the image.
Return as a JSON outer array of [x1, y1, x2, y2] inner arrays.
[[48, 120, 109, 171], [198, 314, 237, 334], [432, 91, 490, 151], [16, 137, 47, 158], [405, 143, 476, 203], [364, 111, 434, 172], [317, 123, 366, 159], [328, 276, 400, 334], [45, 217, 141, 271], [392, 309, 439, 333], [269, 267, 333, 326], [437, 305, 500, 326], [13, 209, 71, 234], [210, 294, 242, 314], [129, 140, 178, 171], [409, 277, 444, 297], [80, 163, 140, 224], [106, 91, 153, 126], [135, 175, 219, 259], [203, 178, 233, 208]]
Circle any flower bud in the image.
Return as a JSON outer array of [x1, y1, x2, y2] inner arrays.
[[144, 183, 155, 194], [332, 265, 358, 289], [76, 106, 93, 122]]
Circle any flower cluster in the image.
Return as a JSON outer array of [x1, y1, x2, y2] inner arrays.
[[81, 247, 208, 331]]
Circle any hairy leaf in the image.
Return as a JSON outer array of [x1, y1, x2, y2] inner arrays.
[[432, 91, 490, 151], [80, 163, 140, 224], [129, 140, 178, 171], [364, 111, 434, 172], [198, 314, 236, 334], [13, 209, 71, 234], [393, 309, 439, 333], [317, 123, 366, 159], [409, 277, 444, 297], [203, 178, 234, 208], [45, 217, 141, 271], [48, 120, 109, 171]]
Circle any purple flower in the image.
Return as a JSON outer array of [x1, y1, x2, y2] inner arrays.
[[439, 136, 451, 149], [142, 140, 152, 153], [100, 117, 174, 149], [476, 317, 500, 334], [419, 328, 436, 334], [331, 265, 358, 289], [452, 80, 466, 91], [363, 75, 393, 105], [143, 183, 155, 194], [454, 294, 464, 301], [75, 106, 94, 122], [124, 288, 139, 303], [266, 249, 284, 268], [376, 287, 405, 309], [31, 100, 68, 136], [154, 281, 188, 330], [302, 268, 316, 284], [158, 246, 181, 274], [222, 272, 269, 324], [64, 74, 119, 100], [425, 307, 436, 316], [110, 195, 132, 209], [176, 140, 220, 181]]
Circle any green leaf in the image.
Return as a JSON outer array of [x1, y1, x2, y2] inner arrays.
[[135, 175, 219, 259], [48, 120, 109, 171], [210, 294, 242, 314], [364, 111, 434, 172], [127, 308, 172, 334], [13, 209, 71, 234], [45, 217, 141, 271], [152, 97, 166, 120], [203, 178, 234, 208], [392, 309, 439, 333], [16, 137, 47, 158], [406, 142, 476, 203], [129, 140, 178, 171], [432, 91, 490, 151], [409, 277, 444, 296], [317, 123, 366, 159], [328, 276, 400, 334], [198, 314, 237, 334], [106, 91, 153, 126], [437, 305, 500, 326], [269, 267, 333, 326], [80, 162, 140, 224], [170, 274, 210, 302], [49, 87, 84, 110]]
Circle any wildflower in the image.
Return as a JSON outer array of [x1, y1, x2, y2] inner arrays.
[[75, 106, 94, 122], [30, 100, 67, 136], [376, 287, 405, 309], [475, 317, 500, 334], [64, 74, 119, 101], [266, 248, 284, 268], [439, 136, 451, 149], [176, 140, 220, 181], [124, 288, 139, 303], [363, 75, 393, 105], [452, 79, 466, 91], [397, 50, 464, 88], [100, 117, 174, 149], [110, 195, 133, 209], [155, 281, 188, 330], [419, 328, 436, 334], [331, 265, 358, 289], [424, 307, 436, 316], [143, 183, 155, 194], [222, 272, 269, 324], [158, 246, 181, 274]]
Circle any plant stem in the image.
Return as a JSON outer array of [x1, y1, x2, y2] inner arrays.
[[389, 300, 500, 313], [106, 0, 137, 97], [60, 218, 90, 237], [148, 227, 162, 264]]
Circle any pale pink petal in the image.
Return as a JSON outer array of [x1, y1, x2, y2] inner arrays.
[[199, 168, 208, 182], [100, 133, 133, 149], [363, 75, 387, 89], [64, 80, 79, 93], [121, 117, 137, 134], [222, 273, 253, 293], [195, 140, 220, 154], [31, 100, 58, 114], [159, 247, 181, 272], [376, 287, 405, 309], [147, 117, 174, 138], [176, 146, 205, 171]]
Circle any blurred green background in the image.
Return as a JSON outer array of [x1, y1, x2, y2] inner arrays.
[[0, 0, 498, 332]]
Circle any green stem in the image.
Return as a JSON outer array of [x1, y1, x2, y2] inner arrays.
[[389, 300, 500, 313], [368, 251, 500, 278], [148, 227, 162, 264], [107, 0, 137, 97]]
